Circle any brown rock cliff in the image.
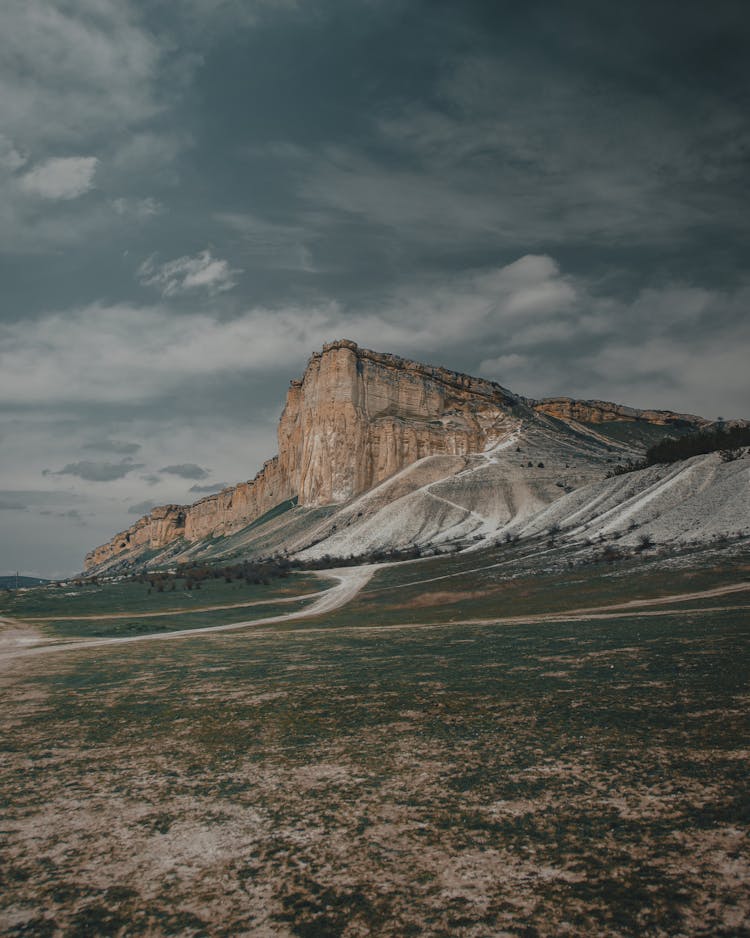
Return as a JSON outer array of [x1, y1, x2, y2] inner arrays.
[[84, 341, 710, 571], [85, 341, 523, 570]]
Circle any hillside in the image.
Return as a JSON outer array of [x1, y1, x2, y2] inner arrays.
[[84, 341, 741, 574]]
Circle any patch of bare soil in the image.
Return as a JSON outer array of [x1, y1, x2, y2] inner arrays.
[[404, 589, 496, 609], [0, 617, 43, 649]]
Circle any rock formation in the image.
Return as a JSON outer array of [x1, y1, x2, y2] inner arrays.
[[85, 340, 710, 571], [532, 397, 709, 428]]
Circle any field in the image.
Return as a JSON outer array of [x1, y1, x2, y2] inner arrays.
[[1, 543, 748, 936]]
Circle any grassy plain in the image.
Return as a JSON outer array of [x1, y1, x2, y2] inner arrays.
[[0, 573, 327, 640], [1, 544, 748, 936]]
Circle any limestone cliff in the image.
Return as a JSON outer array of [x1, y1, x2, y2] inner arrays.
[[85, 340, 523, 570], [84, 340, 710, 572], [278, 339, 521, 506], [532, 397, 710, 428]]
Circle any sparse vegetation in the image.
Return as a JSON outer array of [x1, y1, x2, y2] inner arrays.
[[1, 543, 748, 936], [608, 424, 750, 476]]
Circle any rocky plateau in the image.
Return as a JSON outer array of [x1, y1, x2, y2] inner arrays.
[[85, 340, 747, 573]]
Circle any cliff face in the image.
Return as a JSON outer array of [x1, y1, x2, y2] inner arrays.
[[532, 397, 709, 427], [85, 340, 522, 570], [85, 457, 293, 571], [278, 340, 520, 505], [84, 340, 712, 572]]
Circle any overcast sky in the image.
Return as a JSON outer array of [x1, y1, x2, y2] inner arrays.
[[1, 0, 749, 577]]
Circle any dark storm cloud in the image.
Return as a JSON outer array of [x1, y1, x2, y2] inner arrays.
[[159, 463, 211, 480], [43, 458, 144, 482], [2, 0, 749, 575]]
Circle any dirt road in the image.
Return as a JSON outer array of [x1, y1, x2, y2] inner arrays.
[[0, 565, 378, 661], [1, 567, 746, 662]]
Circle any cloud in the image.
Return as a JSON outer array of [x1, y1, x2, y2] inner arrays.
[[57, 508, 86, 524], [43, 458, 143, 482], [38, 508, 87, 524], [1, 1, 163, 147], [0, 135, 26, 171], [112, 197, 163, 218], [160, 463, 210, 480], [216, 211, 316, 270], [2, 257, 748, 419], [140, 474, 163, 486], [0, 489, 83, 507], [82, 438, 141, 455], [582, 334, 750, 418], [297, 41, 749, 254], [189, 482, 229, 494], [19, 156, 98, 200], [478, 354, 528, 381], [138, 250, 241, 296], [128, 500, 158, 515], [0, 300, 337, 405], [0, 1, 197, 253], [0, 499, 27, 511]]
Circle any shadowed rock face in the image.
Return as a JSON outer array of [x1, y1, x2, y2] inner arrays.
[[84, 340, 708, 572]]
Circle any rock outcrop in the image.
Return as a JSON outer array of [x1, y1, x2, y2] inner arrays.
[[532, 397, 710, 428], [85, 341, 523, 570], [84, 340, 711, 572], [278, 339, 521, 505]]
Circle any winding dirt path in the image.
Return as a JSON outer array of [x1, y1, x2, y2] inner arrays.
[[0, 565, 378, 661], [1, 568, 746, 663]]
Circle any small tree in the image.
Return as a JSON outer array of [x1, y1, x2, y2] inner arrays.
[[636, 533, 654, 551]]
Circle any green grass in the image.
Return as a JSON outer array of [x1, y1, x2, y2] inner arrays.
[[39, 597, 315, 639], [1, 600, 747, 936], [0, 571, 325, 620], [1, 545, 748, 936], [290, 543, 750, 632]]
